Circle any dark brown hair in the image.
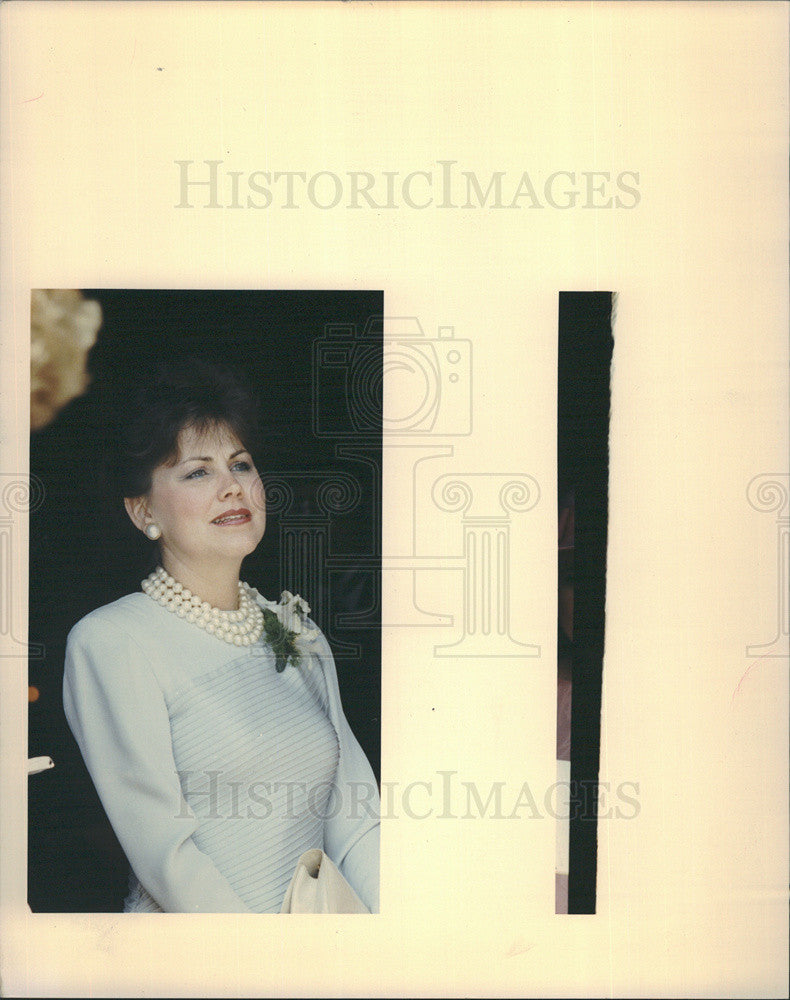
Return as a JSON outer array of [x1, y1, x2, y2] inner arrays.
[[113, 357, 262, 500]]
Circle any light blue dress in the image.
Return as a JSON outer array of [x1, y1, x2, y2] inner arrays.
[[63, 591, 380, 913]]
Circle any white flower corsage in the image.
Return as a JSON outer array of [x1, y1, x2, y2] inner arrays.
[[262, 591, 320, 672]]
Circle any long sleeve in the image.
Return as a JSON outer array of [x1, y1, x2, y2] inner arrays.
[[307, 626, 381, 913], [63, 613, 253, 913]]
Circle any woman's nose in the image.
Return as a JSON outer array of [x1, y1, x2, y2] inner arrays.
[[218, 473, 243, 498]]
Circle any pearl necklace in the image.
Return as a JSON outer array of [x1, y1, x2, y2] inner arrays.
[[141, 566, 264, 646]]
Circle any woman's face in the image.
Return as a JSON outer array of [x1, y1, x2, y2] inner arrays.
[[130, 422, 266, 574]]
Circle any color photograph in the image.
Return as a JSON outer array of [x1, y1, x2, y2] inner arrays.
[[27, 289, 383, 915]]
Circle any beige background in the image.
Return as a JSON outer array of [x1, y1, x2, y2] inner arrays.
[[1, 2, 788, 996]]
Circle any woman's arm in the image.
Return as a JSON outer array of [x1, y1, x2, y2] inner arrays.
[[307, 627, 380, 913], [63, 613, 253, 913]]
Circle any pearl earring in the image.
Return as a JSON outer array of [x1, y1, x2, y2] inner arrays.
[[144, 523, 161, 540]]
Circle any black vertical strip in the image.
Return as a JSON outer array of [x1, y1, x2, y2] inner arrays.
[[558, 291, 613, 914]]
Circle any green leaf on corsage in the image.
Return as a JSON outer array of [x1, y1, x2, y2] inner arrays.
[[262, 606, 301, 673]]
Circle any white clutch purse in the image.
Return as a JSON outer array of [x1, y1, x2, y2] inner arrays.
[[280, 848, 370, 914]]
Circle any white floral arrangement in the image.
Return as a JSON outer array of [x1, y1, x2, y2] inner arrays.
[[30, 288, 102, 431], [256, 590, 320, 671]]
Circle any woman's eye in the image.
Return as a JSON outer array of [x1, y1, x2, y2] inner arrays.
[[184, 460, 251, 479]]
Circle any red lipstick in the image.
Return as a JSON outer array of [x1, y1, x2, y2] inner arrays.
[[211, 508, 252, 525]]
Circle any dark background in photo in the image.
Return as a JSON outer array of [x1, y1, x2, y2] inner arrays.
[[28, 289, 383, 912], [557, 290, 613, 915]]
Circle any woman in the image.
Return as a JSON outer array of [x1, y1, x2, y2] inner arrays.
[[62, 359, 380, 913]]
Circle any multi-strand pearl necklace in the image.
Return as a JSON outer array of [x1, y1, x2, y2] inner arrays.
[[141, 566, 264, 646]]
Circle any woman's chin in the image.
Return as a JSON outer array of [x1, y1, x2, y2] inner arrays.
[[196, 536, 261, 565], [235, 532, 265, 557], [223, 536, 262, 557]]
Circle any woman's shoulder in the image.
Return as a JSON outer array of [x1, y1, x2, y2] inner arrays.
[[67, 592, 155, 646]]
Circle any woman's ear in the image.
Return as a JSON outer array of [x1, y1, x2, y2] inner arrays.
[[124, 496, 149, 533]]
